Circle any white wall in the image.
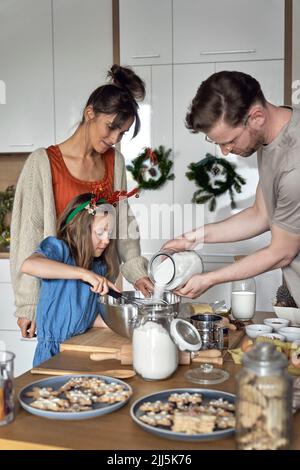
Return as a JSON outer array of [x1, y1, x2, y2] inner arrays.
[[293, 0, 300, 83]]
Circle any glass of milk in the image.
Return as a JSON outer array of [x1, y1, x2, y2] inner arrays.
[[231, 278, 256, 321]]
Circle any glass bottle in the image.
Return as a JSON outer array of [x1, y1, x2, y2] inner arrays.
[[148, 250, 203, 293], [231, 278, 256, 321], [0, 350, 15, 426], [236, 342, 292, 450]]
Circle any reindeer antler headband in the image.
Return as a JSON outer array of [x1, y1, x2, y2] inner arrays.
[[65, 188, 139, 224]]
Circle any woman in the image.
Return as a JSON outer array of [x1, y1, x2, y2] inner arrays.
[[11, 64, 152, 338]]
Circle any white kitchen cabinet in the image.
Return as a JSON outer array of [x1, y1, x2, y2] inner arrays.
[[0, 331, 37, 377], [0, 283, 17, 330], [53, 0, 113, 142], [198, 255, 281, 313], [0, 0, 55, 153], [121, 65, 173, 255], [119, 0, 172, 66], [173, 0, 284, 64], [0, 259, 36, 376]]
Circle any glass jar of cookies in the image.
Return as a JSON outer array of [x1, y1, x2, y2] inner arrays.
[[235, 342, 292, 450]]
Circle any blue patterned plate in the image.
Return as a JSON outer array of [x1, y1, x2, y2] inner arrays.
[[19, 374, 132, 420], [130, 388, 235, 441]]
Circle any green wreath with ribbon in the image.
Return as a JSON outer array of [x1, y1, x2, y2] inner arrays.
[[126, 145, 175, 190], [186, 153, 246, 211]]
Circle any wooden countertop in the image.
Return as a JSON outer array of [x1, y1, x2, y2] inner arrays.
[[1, 313, 299, 450], [0, 251, 9, 259]]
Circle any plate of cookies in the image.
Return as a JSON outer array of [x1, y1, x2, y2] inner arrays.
[[19, 374, 132, 420], [130, 388, 235, 441]]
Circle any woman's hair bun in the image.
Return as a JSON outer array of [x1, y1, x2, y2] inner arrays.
[[107, 64, 145, 101]]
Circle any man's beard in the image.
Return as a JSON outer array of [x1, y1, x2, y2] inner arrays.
[[232, 132, 265, 158]]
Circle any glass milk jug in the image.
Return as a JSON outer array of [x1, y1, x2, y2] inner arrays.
[[149, 250, 203, 293], [236, 342, 292, 450], [0, 350, 15, 426], [231, 278, 256, 321], [132, 304, 202, 381]]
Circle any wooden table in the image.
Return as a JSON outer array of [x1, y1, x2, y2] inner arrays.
[[0, 313, 299, 450]]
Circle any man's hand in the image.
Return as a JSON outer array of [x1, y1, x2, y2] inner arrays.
[[134, 277, 154, 297], [174, 273, 212, 299], [162, 230, 199, 252], [17, 317, 36, 338]]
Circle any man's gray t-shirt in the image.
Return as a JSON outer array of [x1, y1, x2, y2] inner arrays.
[[257, 107, 300, 306]]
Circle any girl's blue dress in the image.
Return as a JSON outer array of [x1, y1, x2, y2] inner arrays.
[[33, 236, 107, 367]]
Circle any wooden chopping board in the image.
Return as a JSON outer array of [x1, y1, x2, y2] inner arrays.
[[60, 328, 130, 353]]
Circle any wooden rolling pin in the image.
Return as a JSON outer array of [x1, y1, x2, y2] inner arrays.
[[90, 346, 223, 365]]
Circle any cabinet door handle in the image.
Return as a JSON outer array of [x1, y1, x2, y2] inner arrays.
[[132, 53, 160, 59], [200, 49, 256, 55], [10, 144, 34, 147]]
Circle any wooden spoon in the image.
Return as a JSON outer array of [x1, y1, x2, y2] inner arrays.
[[30, 367, 136, 379]]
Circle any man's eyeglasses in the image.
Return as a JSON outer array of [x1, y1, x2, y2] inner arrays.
[[205, 114, 250, 148]]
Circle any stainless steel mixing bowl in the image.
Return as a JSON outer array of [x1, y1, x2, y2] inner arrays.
[[98, 290, 181, 338]]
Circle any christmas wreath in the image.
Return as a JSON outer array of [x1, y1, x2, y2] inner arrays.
[[126, 146, 175, 190], [186, 153, 246, 211]]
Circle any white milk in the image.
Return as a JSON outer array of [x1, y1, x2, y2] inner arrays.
[[231, 291, 256, 320]]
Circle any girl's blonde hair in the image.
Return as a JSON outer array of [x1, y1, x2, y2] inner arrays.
[[57, 193, 116, 279]]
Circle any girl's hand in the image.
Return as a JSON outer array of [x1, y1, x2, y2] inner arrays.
[[81, 270, 120, 296]]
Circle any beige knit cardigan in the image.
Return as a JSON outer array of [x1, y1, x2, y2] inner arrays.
[[10, 148, 148, 321]]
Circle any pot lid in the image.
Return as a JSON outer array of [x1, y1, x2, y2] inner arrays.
[[170, 318, 202, 352]]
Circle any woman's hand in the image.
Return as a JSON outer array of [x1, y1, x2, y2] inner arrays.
[[134, 277, 154, 297], [162, 229, 199, 252], [17, 317, 36, 338], [81, 270, 120, 295], [174, 273, 212, 299]]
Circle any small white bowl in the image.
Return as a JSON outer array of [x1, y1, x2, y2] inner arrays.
[[276, 327, 300, 342], [245, 324, 272, 339], [263, 317, 290, 331], [258, 332, 286, 342]]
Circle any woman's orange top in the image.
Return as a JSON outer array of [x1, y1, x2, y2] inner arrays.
[[47, 145, 115, 217]]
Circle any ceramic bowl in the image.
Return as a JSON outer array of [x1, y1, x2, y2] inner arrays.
[[276, 327, 300, 342], [263, 317, 290, 331], [272, 306, 300, 326], [245, 324, 272, 339], [257, 332, 286, 341]]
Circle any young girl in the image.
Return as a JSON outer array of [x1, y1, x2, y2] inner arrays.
[[21, 192, 121, 367]]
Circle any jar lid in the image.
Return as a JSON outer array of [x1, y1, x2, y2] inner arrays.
[[185, 363, 229, 385], [243, 341, 288, 372], [170, 318, 202, 352]]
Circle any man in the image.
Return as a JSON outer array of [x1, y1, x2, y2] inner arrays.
[[164, 71, 300, 305]]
